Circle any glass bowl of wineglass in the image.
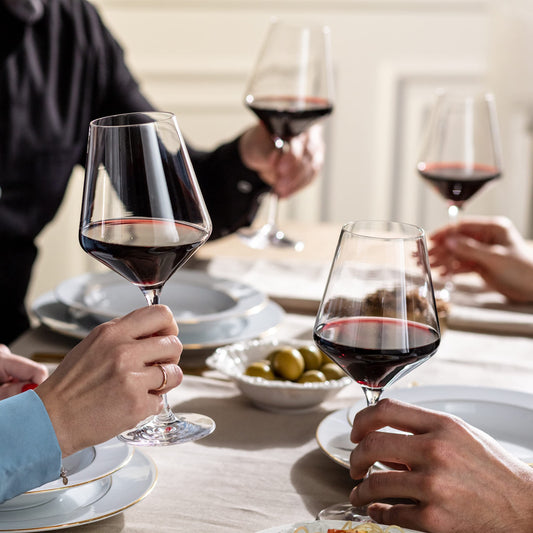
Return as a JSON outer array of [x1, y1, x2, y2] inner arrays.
[[417, 90, 503, 300], [238, 18, 335, 251], [313, 220, 441, 522], [80, 111, 215, 446]]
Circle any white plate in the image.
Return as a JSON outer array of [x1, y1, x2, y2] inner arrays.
[[55, 270, 267, 324], [316, 385, 533, 470], [0, 438, 133, 511], [31, 291, 285, 349], [0, 450, 156, 532], [256, 519, 423, 532]]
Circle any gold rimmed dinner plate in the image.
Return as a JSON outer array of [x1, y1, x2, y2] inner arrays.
[[0, 439, 133, 512], [0, 450, 156, 532]]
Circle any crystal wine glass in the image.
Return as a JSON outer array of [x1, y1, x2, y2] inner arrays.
[[238, 18, 335, 251], [417, 90, 503, 300], [80, 111, 215, 446], [313, 220, 441, 522]]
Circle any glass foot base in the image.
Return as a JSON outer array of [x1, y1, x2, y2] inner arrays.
[[317, 502, 374, 523], [238, 224, 304, 251], [118, 412, 215, 447]]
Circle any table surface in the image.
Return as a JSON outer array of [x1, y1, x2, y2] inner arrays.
[[9, 222, 533, 533]]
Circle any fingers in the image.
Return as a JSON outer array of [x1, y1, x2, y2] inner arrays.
[[148, 363, 183, 395], [0, 344, 48, 388], [366, 502, 424, 532], [110, 304, 179, 339], [351, 398, 440, 443]]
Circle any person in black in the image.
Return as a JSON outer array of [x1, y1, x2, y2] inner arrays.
[[0, 0, 324, 342]]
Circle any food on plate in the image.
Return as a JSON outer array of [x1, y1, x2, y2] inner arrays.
[[325, 523, 405, 533], [297, 370, 326, 383], [243, 344, 346, 383], [324, 288, 448, 331], [244, 361, 276, 380], [272, 347, 306, 380]]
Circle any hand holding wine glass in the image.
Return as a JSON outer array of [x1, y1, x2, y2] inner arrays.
[[238, 19, 334, 251], [417, 91, 503, 299], [80, 111, 215, 446], [313, 220, 441, 522]]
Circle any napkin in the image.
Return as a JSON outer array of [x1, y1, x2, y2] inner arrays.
[[208, 257, 533, 337], [445, 277, 533, 337]]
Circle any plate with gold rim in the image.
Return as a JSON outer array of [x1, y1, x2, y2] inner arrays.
[[0, 450, 156, 532], [0, 438, 133, 511], [256, 519, 424, 532]]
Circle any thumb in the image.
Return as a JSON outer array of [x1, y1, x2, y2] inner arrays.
[[446, 235, 494, 266]]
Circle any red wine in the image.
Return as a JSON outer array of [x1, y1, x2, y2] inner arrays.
[[313, 317, 440, 389], [247, 96, 333, 141], [80, 219, 208, 288], [418, 162, 500, 205]]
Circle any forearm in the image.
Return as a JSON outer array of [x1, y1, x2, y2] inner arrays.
[[188, 136, 269, 239]]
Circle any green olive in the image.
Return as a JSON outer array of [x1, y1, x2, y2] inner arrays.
[[244, 361, 275, 380], [272, 347, 305, 381], [297, 370, 327, 383], [319, 349, 333, 366], [320, 363, 346, 381], [298, 345, 323, 371]]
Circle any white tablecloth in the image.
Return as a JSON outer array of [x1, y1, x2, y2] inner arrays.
[[9, 311, 533, 533]]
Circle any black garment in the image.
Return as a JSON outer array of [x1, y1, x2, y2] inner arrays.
[[0, 0, 269, 342]]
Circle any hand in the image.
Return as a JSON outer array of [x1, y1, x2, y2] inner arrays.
[[429, 216, 533, 302], [239, 122, 325, 198], [35, 305, 183, 457], [349, 399, 533, 533], [0, 345, 48, 400]]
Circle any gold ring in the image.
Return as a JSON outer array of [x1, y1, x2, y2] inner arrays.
[[153, 364, 168, 393]]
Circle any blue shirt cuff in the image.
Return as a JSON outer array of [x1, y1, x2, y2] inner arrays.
[[0, 390, 61, 502]]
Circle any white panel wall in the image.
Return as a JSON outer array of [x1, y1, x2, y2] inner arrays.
[[28, 0, 533, 307]]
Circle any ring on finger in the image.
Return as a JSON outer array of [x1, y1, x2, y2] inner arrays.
[[152, 363, 168, 393]]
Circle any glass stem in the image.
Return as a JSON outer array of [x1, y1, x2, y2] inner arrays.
[[141, 287, 174, 423], [443, 204, 461, 299], [362, 387, 383, 477], [266, 193, 280, 228]]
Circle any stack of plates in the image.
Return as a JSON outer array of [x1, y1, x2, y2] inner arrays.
[[32, 270, 285, 360], [0, 439, 155, 532]]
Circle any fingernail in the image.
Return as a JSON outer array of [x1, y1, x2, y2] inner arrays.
[[21, 383, 38, 392]]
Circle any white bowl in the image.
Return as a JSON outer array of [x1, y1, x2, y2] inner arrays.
[[206, 338, 352, 413]]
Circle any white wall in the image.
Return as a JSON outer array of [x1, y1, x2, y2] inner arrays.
[[28, 0, 533, 307]]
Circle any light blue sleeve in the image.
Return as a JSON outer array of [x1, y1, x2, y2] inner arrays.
[[0, 390, 62, 503]]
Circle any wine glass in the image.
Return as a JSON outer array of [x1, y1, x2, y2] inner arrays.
[[313, 220, 441, 522], [417, 90, 503, 299], [80, 111, 216, 446], [238, 18, 335, 251]]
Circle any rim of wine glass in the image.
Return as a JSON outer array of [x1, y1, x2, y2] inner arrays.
[[342, 219, 425, 241], [433, 87, 497, 104], [89, 111, 176, 128], [267, 16, 331, 33]]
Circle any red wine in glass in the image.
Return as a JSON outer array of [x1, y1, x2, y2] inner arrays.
[[314, 316, 440, 390], [80, 219, 208, 289], [417, 92, 503, 301], [313, 220, 441, 522], [238, 19, 334, 250], [247, 95, 333, 144], [80, 111, 214, 447], [417, 162, 501, 207]]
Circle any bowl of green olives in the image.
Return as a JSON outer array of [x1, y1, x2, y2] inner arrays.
[[205, 338, 352, 412]]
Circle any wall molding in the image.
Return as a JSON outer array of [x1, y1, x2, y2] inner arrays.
[[98, 0, 488, 11]]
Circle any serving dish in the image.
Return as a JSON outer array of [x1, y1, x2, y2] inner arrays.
[[206, 338, 352, 412]]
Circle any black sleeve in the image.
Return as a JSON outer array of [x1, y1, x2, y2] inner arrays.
[[85, 0, 270, 240]]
